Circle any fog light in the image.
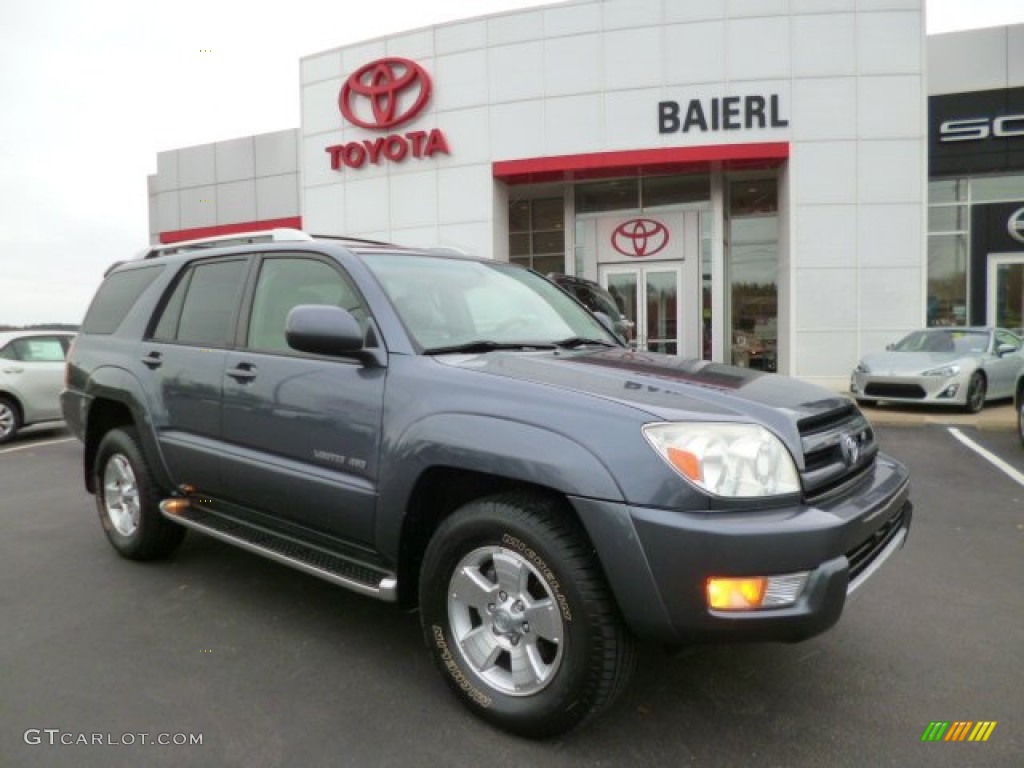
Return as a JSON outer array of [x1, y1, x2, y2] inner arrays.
[[939, 384, 959, 399], [707, 572, 809, 611]]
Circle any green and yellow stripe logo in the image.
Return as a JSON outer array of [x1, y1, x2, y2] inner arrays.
[[921, 721, 997, 742]]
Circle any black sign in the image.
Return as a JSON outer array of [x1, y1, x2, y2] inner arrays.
[[929, 87, 1024, 176]]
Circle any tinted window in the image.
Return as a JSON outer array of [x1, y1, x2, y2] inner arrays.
[[10, 336, 68, 362], [81, 266, 163, 334], [247, 257, 364, 352], [168, 260, 247, 347]]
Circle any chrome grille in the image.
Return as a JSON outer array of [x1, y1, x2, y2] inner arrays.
[[798, 404, 877, 499]]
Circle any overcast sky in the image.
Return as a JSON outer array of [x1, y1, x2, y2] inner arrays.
[[1, 0, 1022, 326]]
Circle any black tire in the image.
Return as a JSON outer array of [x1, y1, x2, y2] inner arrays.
[[419, 492, 635, 739], [964, 372, 986, 414], [0, 395, 23, 444], [93, 427, 186, 560], [1017, 393, 1024, 449]]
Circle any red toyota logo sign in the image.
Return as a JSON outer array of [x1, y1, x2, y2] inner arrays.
[[339, 57, 432, 130], [612, 219, 670, 258]]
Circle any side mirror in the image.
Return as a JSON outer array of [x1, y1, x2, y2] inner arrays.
[[592, 311, 625, 344], [285, 305, 385, 367], [996, 343, 1016, 357]]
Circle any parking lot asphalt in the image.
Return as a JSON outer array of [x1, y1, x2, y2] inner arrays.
[[858, 400, 1018, 432], [1, 423, 1022, 767]]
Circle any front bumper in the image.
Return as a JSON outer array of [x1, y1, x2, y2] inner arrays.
[[572, 453, 911, 645], [850, 369, 968, 406]]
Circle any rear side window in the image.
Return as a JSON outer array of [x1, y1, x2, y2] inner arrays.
[[81, 266, 163, 334], [151, 259, 248, 347], [6, 336, 69, 362]]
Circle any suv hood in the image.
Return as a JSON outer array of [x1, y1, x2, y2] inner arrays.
[[437, 348, 852, 440]]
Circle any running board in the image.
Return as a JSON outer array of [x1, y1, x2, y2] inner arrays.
[[160, 499, 398, 602]]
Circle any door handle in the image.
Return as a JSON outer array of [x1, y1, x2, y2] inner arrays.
[[227, 363, 258, 382], [2, 367, 24, 374], [140, 352, 163, 369]]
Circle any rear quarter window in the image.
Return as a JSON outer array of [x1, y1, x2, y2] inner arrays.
[[81, 265, 164, 334]]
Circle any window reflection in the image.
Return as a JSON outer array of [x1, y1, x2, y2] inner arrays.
[[728, 178, 778, 371]]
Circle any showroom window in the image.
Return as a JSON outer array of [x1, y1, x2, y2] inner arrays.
[[574, 175, 710, 214], [509, 197, 565, 275], [927, 178, 968, 327], [727, 177, 778, 371]]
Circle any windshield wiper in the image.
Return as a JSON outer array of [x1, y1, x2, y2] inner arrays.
[[424, 340, 557, 355], [551, 337, 618, 349]]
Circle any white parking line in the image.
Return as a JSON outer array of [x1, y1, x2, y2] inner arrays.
[[947, 428, 1024, 488], [0, 437, 76, 455]]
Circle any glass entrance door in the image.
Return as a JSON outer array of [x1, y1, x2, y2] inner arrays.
[[987, 254, 1024, 331], [601, 265, 683, 354]]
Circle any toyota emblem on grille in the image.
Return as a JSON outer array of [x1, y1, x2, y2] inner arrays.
[[339, 57, 432, 130], [840, 434, 860, 466], [611, 218, 670, 258]]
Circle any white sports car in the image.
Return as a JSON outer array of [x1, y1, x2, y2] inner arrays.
[[850, 327, 1024, 413], [0, 330, 75, 443]]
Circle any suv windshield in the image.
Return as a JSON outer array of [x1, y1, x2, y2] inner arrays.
[[363, 254, 618, 351]]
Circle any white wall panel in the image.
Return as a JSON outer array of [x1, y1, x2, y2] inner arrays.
[[218, 180, 256, 223], [792, 142, 857, 204], [390, 171, 439, 229], [545, 94, 603, 155], [216, 137, 255, 183], [435, 19, 486, 55], [438, 221, 495, 259], [858, 267, 922, 329], [255, 130, 299, 178], [544, 34, 602, 97], [604, 88, 662, 149], [438, 165, 492, 224], [665, 0, 724, 23], [178, 144, 216, 188], [301, 51, 341, 85], [664, 22, 726, 86], [856, 12, 921, 75], [431, 107, 490, 167], [302, 130, 344, 188], [302, 185, 346, 235], [857, 140, 921, 203], [488, 9, 543, 45], [927, 27, 1007, 94], [792, 14, 855, 77], [796, 268, 858, 330], [729, 0, 789, 17], [857, 204, 922, 267], [489, 101, 544, 159], [856, 0, 919, 10], [794, 205, 858, 268], [344, 176, 390, 234], [543, 3, 601, 37], [386, 29, 434, 60], [792, 0, 854, 12], [156, 191, 179, 233], [256, 174, 300, 221], [602, 0, 661, 29], [794, 331, 858, 377], [857, 76, 921, 139], [341, 41, 387, 75], [1010, 26, 1024, 87], [302, 79, 343, 136], [179, 186, 217, 229], [603, 28, 662, 91], [792, 78, 856, 140], [434, 50, 489, 112], [156, 151, 178, 193], [489, 41, 545, 103], [727, 17, 791, 81]]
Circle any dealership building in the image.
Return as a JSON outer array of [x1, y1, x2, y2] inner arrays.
[[147, 0, 1024, 390]]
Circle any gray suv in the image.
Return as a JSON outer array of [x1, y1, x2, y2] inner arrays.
[[62, 230, 912, 738]]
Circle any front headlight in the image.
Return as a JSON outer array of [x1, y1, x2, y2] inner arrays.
[[922, 364, 961, 377], [642, 423, 801, 498]]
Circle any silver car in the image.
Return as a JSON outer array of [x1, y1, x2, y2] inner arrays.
[[850, 327, 1024, 413], [0, 330, 75, 443]]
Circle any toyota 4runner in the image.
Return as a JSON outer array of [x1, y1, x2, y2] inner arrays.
[[62, 229, 912, 738]]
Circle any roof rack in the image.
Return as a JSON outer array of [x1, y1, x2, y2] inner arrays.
[[141, 228, 314, 259], [309, 233, 394, 246]]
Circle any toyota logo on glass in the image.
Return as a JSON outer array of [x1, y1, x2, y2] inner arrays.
[[612, 219, 670, 258], [325, 58, 450, 171]]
